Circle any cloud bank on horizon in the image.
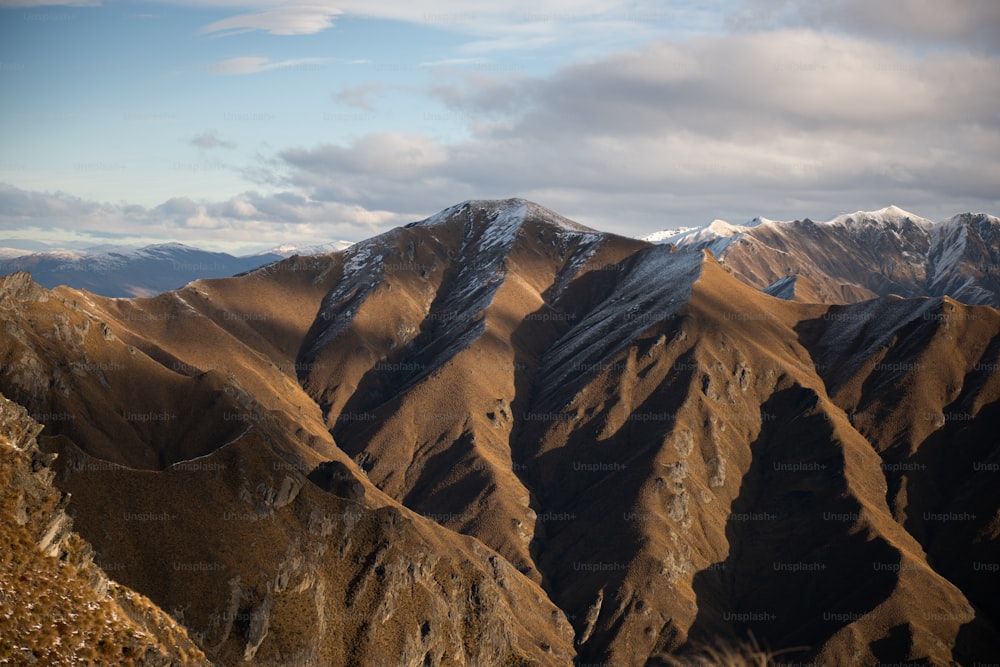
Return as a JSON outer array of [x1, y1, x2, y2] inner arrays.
[[0, 0, 997, 253]]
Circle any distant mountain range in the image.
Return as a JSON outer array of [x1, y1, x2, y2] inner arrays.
[[5, 204, 997, 306], [645, 205, 1000, 307], [0, 240, 354, 298], [1, 199, 998, 665]]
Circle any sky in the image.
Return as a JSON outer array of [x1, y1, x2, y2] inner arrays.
[[0, 0, 998, 255]]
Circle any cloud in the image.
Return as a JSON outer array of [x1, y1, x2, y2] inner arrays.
[[332, 84, 384, 111], [200, 4, 340, 36], [729, 0, 1000, 52], [284, 133, 448, 180], [0, 183, 409, 253], [208, 56, 328, 75], [173, 0, 714, 53], [187, 0, 1000, 55], [190, 130, 237, 150], [451, 31, 999, 137], [268, 28, 1000, 234]]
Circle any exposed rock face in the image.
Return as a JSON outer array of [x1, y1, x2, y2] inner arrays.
[[0, 392, 210, 665], [1, 199, 998, 665]]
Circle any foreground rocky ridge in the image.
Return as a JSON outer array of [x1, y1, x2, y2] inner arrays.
[[0, 392, 210, 665], [1, 198, 998, 665]]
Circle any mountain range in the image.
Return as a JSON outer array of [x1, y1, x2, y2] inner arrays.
[[1, 198, 998, 665], [645, 205, 1000, 308], [0, 240, 353, 298]]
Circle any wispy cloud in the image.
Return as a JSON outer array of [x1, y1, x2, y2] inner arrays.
[[0, 183, 405, 252], [332, 84, 384, 111], [200, 4, 340, 36], [190, 130, 237, 150], [167, 0, 717, 51], [208, 56, 327, 75]]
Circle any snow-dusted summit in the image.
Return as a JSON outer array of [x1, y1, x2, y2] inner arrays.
[[643, 206, 1000, 307], [259, 240, 354, 258], [1, 243, 285, 298]]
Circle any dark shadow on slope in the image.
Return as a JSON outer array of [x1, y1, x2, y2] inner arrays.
[[308, 459, 366, 503], [397, 429, 491, 530], [516, 339, 696, 664], [792, 297, 942, 400], [897, 393, 1000, 661], [868, 624, 922, 666], [682, 386, 899, 662], [325, 230, 507, 446], [796, 306, 1000, 659]]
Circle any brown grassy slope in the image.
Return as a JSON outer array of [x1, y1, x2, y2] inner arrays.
[[293, 198, 1000, 666], [80, 253, 347, 465], [511, 256, 991, 666], [286, 202, 1000, 666], [1, 268, 577, 665], [47, 422, 575, 666], [297, 203, 650, 585], [0, 392, 209, 666], [1, 272, 251, 469], [703, 216, 929, 305], [795, 295, 1000, 649], [3, 198, 999, 666]]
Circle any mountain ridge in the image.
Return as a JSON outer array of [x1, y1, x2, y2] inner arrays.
[[0, 240, 350, 299], [646, 207, 1000, 308], [0, 198, 998, 665]]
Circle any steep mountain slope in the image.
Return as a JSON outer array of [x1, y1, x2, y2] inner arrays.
[[796, 296, 1000, 642], [648, 206, 1000, 307], [0, 392, 210, 665], [297, 201, 999, 664], [0, 198, 998, 665], [0, 261, 575, 666]]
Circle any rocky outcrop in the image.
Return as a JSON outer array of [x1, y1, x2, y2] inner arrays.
[[0, 391, 210, 665]]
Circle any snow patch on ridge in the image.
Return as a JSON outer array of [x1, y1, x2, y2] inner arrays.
[[261, 241, 354, 257], [307, 237, 387, 353], [928, 218, 970, 292], [764, 275, 797, 300], [411, 198, 596, 235], [643, 206, 937, 255], [539, 248, 705, 402], [825, 205, 934, 230]]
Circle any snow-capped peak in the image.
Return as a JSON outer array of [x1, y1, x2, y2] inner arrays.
[[826, 205, 933, 229], [641, 226, 700, 243], [643, 217, 771, 247], [260, 240, 354, 258], [645, 218, 752, 253], [411, 198, 596, 235], [705, 219, 740, 235], [127, 243, 199, 259], [941, 211, 1000, 227]]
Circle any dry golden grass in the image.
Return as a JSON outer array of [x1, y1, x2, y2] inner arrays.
[[0, 415, 209, 666], [655, 636, 793, 667]]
